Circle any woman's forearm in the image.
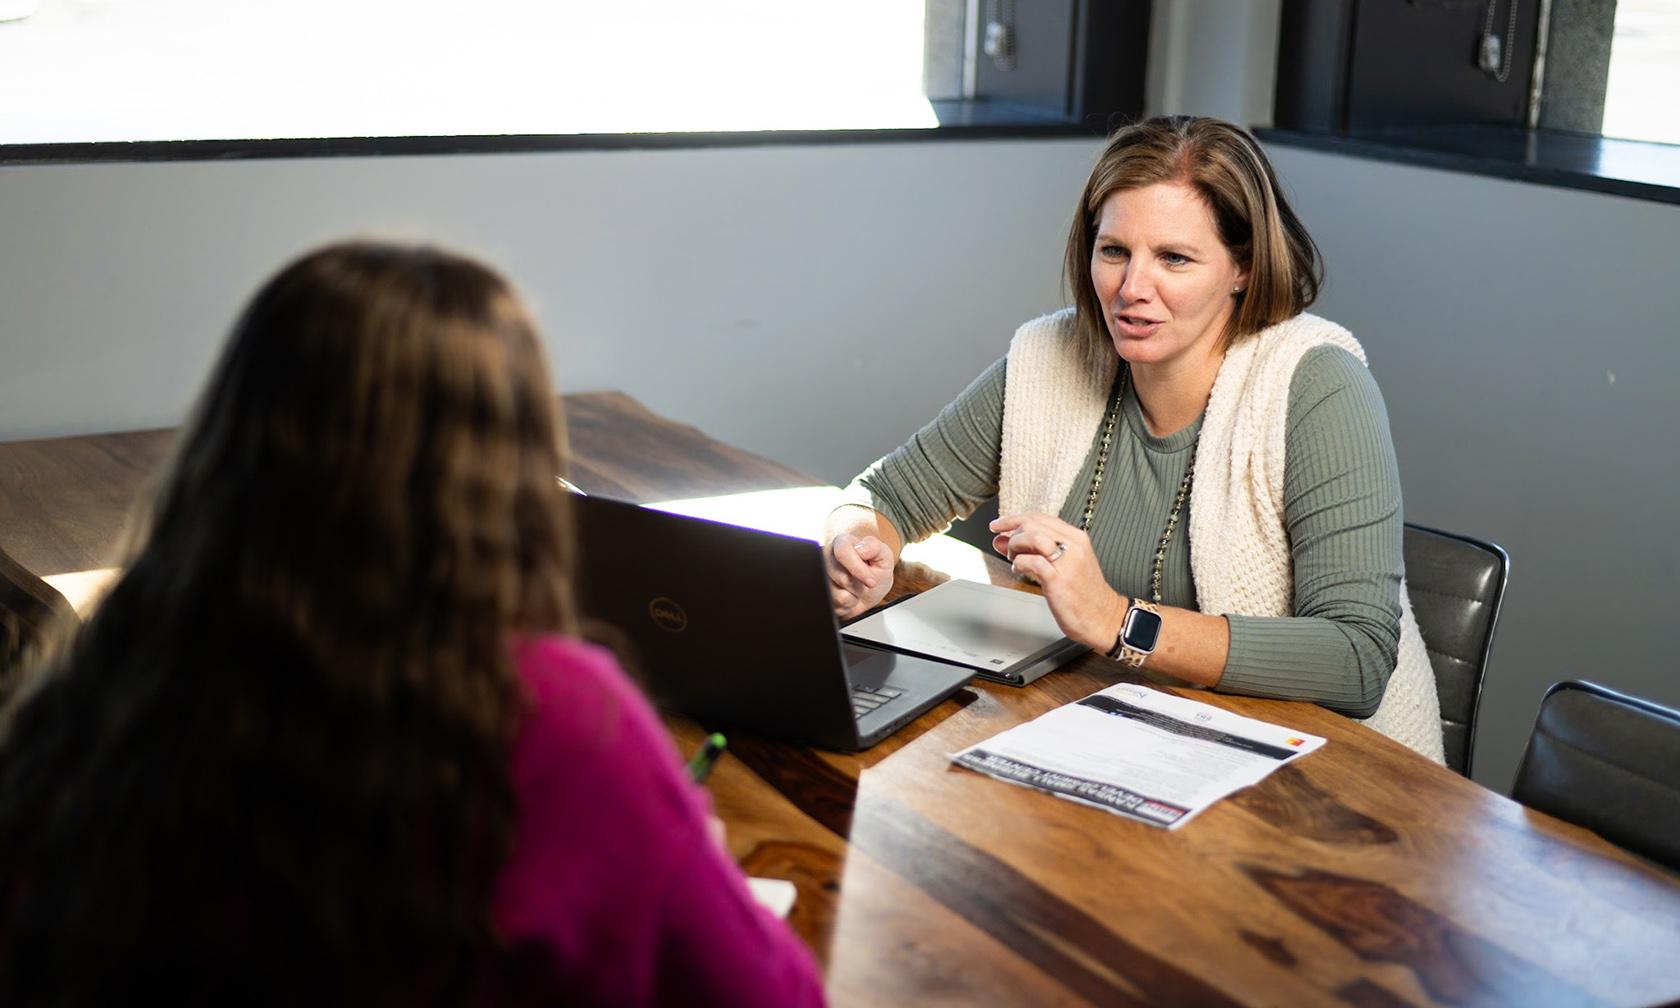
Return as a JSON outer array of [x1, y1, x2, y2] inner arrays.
[[822, 503, 905, 558], [1094, 594, 1230, 689]]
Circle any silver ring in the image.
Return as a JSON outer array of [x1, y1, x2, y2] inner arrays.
[[1047, 541, 1067, 563]]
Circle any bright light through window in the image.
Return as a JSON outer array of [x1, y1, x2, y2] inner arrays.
[[0, 0, 937, 145], [1601, 0, 1680, 146]]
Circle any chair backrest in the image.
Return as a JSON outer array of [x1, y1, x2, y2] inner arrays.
[[1402, 523, 1509, 777], [1512, 680, 1680, 872], [0, 544, 75, 692]]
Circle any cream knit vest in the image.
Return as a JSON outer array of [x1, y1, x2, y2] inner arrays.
[[1000, 309, 1444, 763]]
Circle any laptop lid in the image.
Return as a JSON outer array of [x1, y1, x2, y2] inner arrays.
[[571, 493, 871, 750]]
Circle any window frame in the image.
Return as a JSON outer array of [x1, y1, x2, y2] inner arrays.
[[1268, 0, 1680, 206], [0, 1, 1151, 167]]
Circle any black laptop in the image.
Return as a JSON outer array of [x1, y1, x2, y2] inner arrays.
[[570, 493, 975, 751]]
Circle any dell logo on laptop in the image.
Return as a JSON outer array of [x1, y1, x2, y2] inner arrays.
[[648, 597, 688, 633]]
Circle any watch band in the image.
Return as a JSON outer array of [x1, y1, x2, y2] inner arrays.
[[1106, 597, 1162, 668]]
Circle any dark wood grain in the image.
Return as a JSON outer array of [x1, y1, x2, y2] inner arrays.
[[5, 392, 1680, 1007], [562, 391, 813, 502], [1334, 979, 1424, 1008], [845, 792, 1250, 1008], [725, 732, 862, 839], [1227, 764, 1399, 846], [1245, 865, 1606, 1007], [0, 427, 173, 575]]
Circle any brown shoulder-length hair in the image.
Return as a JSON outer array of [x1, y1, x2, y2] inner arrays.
[[1063, 115, 1324, 361], [0, 241, 575, 1006]]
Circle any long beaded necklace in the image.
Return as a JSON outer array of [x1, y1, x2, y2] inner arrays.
[[1077, 365, 1199, 605]]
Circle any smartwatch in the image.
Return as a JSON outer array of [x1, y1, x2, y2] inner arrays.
[[1106, 597, 1162, 668]]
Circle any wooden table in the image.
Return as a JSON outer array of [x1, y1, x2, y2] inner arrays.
[[5, 391, 1679, 1008]]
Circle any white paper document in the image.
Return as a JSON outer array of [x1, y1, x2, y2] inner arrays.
[[952, 682, 1325, 829]]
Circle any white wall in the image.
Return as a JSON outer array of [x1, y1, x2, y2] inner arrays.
[[1265, 145, 1680, 788], [0, 138, 1102, 485]]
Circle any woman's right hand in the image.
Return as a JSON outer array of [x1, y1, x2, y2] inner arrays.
[[825, 532, 896, 619]]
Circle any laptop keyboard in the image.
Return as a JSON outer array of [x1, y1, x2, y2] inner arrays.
[[851, 684, 905, 719]]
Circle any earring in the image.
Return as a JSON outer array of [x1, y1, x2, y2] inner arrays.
[[1232, 286, 1243, 294]]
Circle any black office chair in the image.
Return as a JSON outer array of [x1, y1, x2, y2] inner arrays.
[[1403, 523, 1509, 777], [1512, 680, 1680, 873], [0, 544, 75, 698]]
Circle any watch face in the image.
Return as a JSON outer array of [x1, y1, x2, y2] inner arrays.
[[1123, 607, 1163, 652]]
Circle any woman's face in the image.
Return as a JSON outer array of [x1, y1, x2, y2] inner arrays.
[[1090, 181, 1248, 372]]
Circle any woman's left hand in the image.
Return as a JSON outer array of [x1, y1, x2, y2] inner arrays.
[[989, 512, 1124, 651]]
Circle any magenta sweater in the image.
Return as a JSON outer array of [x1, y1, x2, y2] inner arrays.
[[491, 636, 826, 1007]]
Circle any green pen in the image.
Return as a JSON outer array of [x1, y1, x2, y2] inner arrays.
[[686, 732, 728, 783]]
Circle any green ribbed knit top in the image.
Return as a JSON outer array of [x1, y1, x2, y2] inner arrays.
[[854, 344, 1405, 718]]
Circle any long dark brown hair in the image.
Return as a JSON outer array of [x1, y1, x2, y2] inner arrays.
[[0, 242, 576, 1005]]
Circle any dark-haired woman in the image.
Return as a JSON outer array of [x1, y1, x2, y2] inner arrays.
[[823, 116, 1443, 762], [0, 242, 825, 1006]]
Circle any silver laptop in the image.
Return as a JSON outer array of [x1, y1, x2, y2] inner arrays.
[[841, 577, 1086, 687], [570, 493, 976, 751]]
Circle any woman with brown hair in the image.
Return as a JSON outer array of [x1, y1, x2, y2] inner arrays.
[[824, 115, 1443, 762], [0, 242, 824, 1006]]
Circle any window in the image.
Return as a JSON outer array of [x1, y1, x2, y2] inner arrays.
[[1602, 0, 1680, 146], [1, 0, 934, 145], [1267, 0, 1680, 204], [0, 0, 1149, 156], [1273, 0, 1540, 135]]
